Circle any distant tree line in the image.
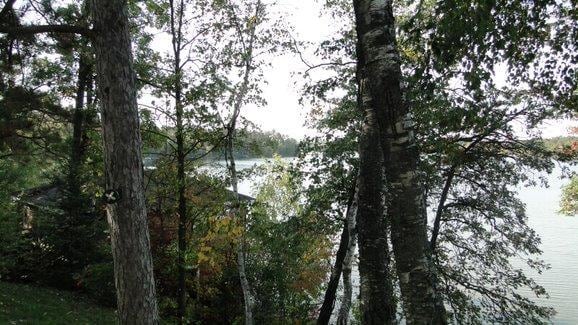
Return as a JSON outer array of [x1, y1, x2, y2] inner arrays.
[[225, 130, 299, 159], [144, 130, 299, 162], [542, 136, 578, 152]]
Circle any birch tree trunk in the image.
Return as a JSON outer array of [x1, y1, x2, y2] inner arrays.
[[226, 136, 255, 325], [352, 1, 398, 323], [354, 108, 396, 323], [223, 3, 262, 323], [352, 0, 446, 323], [317, 179, 358, 325], [337, 182, 358, 325], [316, 219, 349, 325], [91, 1, 159, 323]]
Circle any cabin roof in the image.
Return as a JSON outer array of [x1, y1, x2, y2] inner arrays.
[[14, 184, 62, 208]]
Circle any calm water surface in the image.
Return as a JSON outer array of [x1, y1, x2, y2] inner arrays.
[[517, 168, 578, 324]]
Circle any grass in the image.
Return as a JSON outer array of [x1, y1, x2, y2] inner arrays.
[[0, 281, 117, 324]]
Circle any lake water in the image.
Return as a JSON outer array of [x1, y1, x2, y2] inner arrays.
[[517, 168, 578, 324], [206, 158, 293, 196], [231, 159, 578, 323]]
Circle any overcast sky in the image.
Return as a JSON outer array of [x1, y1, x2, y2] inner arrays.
[[139, 1, 331, 139], [242, 0, 333, 140]]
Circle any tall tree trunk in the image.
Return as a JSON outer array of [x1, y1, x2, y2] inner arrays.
[[337, 182, 359, 325], [352, 1, 446, 323], [224, 3, 262, 323], [352, 1, 397, 323], [317, 216, 350, 324], [67, 56, 90, 213], [354, 106, 396, 323], [237, 232, 254, 325], [226, 136, 255, 325], [176, 91, 187, 325], [169, 1, 188, 323], [387, 133, 447, 325], [91, 1, 159, 323]]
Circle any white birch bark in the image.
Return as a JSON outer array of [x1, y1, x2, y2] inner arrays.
[[337, 182, 359, 324], [223, 2, 263, 324], [352, 0, 447, 323]]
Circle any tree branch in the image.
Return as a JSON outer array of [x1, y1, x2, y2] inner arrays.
[[0, 24, 92, 37], [0, 0, 16, 20], [430, 165, 457, 251]]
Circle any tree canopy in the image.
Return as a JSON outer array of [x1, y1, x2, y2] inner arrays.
[[0, 0, 576, 324]]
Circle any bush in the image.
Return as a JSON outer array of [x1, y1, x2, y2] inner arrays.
[[0, 212, 28, 280], [560, 175, 578, 216], [78, 262, 117, 307]]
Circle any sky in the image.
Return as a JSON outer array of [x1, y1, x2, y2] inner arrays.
[[139, 0, 333, 140], [242, 0, 333, 140], [246, 1, 577, 140]]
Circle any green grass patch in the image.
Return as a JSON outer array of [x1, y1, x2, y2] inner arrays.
[[0, 281, 117, 324]]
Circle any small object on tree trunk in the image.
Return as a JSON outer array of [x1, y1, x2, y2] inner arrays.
[[103, 189, 122, 204]]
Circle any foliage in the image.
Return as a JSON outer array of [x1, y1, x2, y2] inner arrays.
[[0, 200, 31, 281], [78, 262, 116, 307], [552, 130, 578, 216], [192, 214, 244, 323], [0, 281, 116, 324], [143, 156, 330, 323], [0, 0, 576, 323], [249, 158, 332, 322], [144, 129, 299, 161], [302, 0, 578, 322], [0, 87, 66, 157], [0, 0, 107, 295], [143, 154, 246, 322], [394, 0, 576, 320], [0, 145, 61, 284], [542, 136, 578, 152], [560, 175, 578, 216], [0, 111, 107, 293]]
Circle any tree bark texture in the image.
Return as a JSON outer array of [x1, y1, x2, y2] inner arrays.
[[354, 100, 396, 323], [337, 181, 359, 325], [68, 57, 90, 208], [227, 136, 256, 325], [225, 3, 262, 323], [91, 0, 159, 323], [317, 216, 351, 324], [352, 1, 398, 323], [169, 1, 188, 322], [352, 0, 446, 324]]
